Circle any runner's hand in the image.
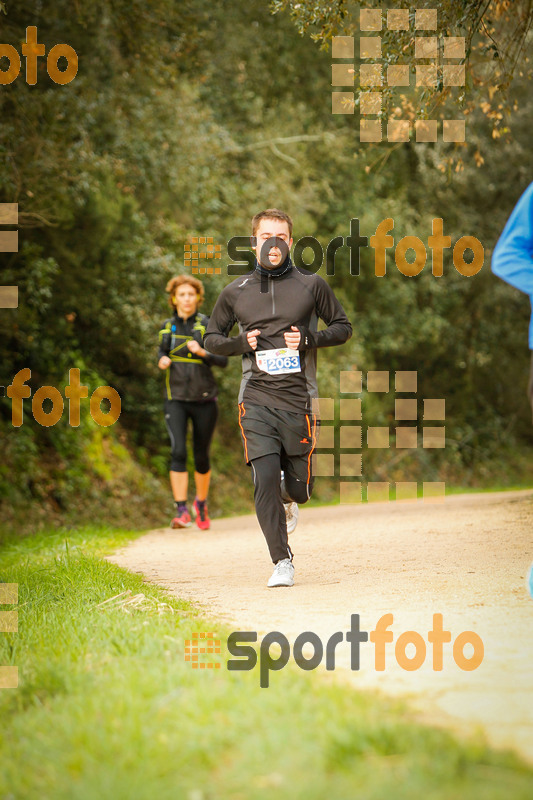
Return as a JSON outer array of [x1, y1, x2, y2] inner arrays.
[[284, 326, 301, 350], [158, 356, 172, 369], [187, 340, 206, 357], [247, 329, 261, 350]]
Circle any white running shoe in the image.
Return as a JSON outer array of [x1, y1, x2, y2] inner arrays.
[[284, 501, 299, 535], [267, 558, 295, 588]]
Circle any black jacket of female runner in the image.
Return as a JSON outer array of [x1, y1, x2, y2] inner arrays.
[[158, 312, 227, 402]]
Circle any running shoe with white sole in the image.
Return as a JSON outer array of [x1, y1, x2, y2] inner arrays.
[[170, 509, 192, 529], [284, 501, 299, 535], [267, 558, 295, 588]]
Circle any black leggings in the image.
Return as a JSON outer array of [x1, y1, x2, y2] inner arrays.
[[164, 399, 218, 473], [251, 452, 314, 564]]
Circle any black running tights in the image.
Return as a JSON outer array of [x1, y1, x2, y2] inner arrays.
[[250, 452, 312, 564], [164, 399, 218, 473]]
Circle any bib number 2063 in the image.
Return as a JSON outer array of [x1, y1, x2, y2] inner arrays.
[[255, 348, 301, 375]]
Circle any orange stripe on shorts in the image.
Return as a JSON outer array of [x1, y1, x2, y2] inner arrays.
[[306, 413, 317, 485], [238, 403, 249, 463]]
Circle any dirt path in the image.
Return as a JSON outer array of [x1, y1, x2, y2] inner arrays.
[[109, 490, 533, 762]]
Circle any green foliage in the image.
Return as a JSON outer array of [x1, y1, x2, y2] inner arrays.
[[272, 0, 533, 136]]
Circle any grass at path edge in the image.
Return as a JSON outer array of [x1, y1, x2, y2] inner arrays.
[[0, 525, 532, 799]]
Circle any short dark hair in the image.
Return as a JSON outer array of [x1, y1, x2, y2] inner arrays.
[[251, 208, 293, 238]]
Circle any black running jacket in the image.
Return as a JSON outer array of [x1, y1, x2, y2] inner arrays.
[[158, 312, 227, 402], [204, 266, 352, 413]]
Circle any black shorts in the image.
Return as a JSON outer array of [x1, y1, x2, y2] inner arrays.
[[237, 403, 317, 484]]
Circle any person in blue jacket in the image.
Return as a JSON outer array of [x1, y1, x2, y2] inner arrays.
[[492, 182, 533, 417]]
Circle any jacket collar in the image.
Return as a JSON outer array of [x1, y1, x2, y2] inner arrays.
[[254, 254, 293, 279]]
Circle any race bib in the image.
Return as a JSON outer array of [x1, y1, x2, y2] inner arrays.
[[255, 348, 301, 375]]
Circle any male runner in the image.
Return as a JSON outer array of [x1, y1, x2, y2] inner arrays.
[[204, 209, 352, 587], [492, 182, 533, 419]]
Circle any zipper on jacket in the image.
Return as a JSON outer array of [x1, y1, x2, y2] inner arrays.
[[271, 278, 275, 315]]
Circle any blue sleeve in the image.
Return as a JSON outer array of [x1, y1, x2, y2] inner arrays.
[[492, 182, 533, 348], [492, 183, 533, 295]]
